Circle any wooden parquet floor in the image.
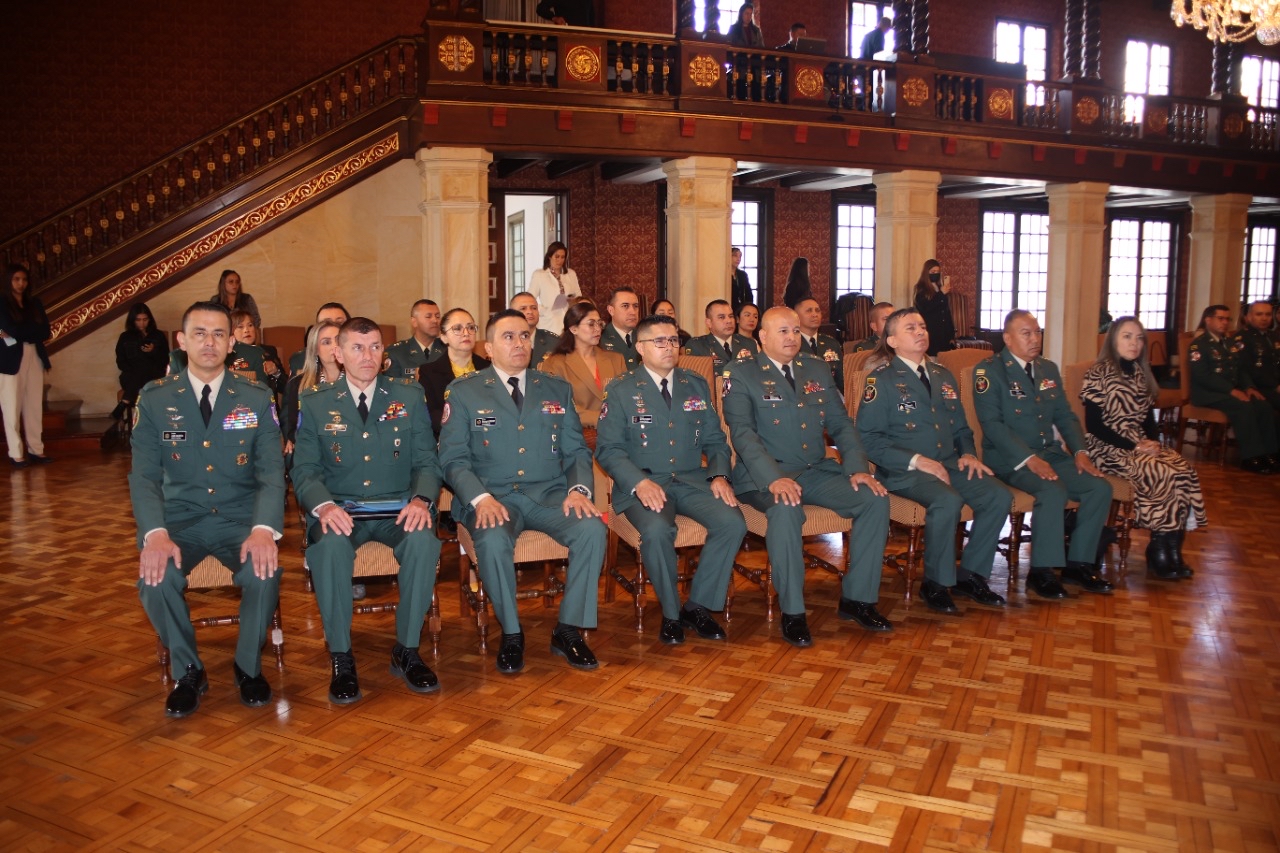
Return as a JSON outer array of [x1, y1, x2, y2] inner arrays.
[[2, 451, 1279, 852]]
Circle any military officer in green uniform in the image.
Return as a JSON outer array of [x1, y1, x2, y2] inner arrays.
[[596, 314, 746, 644], [856, 308, 1012, 614], [683, 298, 758, 372], [130, 301, 284, 718], [974, 310, 1114, 598], [288, 302, 349, 374], [722, 307, 893, 646], [438, 310, 607, 674], [600, 287, 641, 368], [1188, 304, 1278, 474], [795, 297, 846, 393], [511, 291, 561, 368], [1233, 300, 1280, 415], [852, 302, 895, 353], [384, 299, 446, 379], [292, 317, 444, 704]]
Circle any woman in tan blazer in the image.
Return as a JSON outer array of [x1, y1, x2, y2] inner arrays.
[[539, 301, 627, 429]]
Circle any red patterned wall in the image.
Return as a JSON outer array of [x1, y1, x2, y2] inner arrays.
[[936, 197, 981, 334], [772, 187, 833, 311]]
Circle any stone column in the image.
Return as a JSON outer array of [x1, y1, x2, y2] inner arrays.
[[662, 156, 736, 329], [872, 170, 940, 308], [417, 146, 493, 320], [1186, 194, 1251, 331], [1044, 181, 1108, 366]]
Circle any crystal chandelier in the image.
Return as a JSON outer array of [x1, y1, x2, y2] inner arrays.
[[1171, 0, 1280, 45]]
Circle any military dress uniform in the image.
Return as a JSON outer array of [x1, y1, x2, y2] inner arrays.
[[1187, 331, 1279, 463], [856, 357, 1012, 588], [801, 332, 845, 393], [973, 352, 1113, 581], [291, 377, 443, 656], [721, 352, 890, 616], [129, 370, 285, 681], [595, 367, 747, 621], [1231, 326, 1280, 413], [385, 337, 446, 380], [852, 334, 880, 354], [683, 333, 758, 373], [600, 324, 639, 368], [437, 368, 605, 634], [530, 328, 561, 369]]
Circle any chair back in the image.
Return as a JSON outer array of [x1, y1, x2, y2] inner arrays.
[[846, 369, 869, 421], [261, 325, 306, 356], [843, 352, 880, 399], [841, 295, 873, 341], [949, 292, 972, 338], [955, 363, 987, 457], [936, 347, 988, 379], [1061, 360, 1091, 427], [678, 354, 716, 406]]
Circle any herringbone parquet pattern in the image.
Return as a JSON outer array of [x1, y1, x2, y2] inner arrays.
[[2, 452, 1278, 851]]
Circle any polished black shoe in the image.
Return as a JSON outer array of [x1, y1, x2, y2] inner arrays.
[[659, 618, 685, 645], [165, 665, 208, 718], [1026, 571, 1069, 599], [679, 604, 727, 640], [9, 457, 27, 469], [1145, 532, 1181, 580], [919, 580, 958, 614], [390, 643, 440, 693], [837, 598, 893, 631], [1061, 562, 1114, 594], [780, 612, 813, 647], [352, 583, 367, 602], [953, 575, 1007, 607], [26, 453, 52, 464], [550, 627, 599, 670], [1170, 530, 1195, 579], [496, 632, 525, 674], [328, 651, 362, 704], [232, 661, 271, 708]]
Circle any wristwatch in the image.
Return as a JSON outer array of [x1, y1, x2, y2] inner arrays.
[[411, 494, 434, 508]]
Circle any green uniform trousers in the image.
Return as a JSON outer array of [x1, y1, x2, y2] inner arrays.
[[306, 515, 441, 652], [739, 468, 890, 615], [891, 474, 1010, 586], [621, 479, 746, 619], [137, 515, 280, 679], [1209, 396, 1279, 459], [997, 450, 1112, 568], [467, 491, 606, 632]]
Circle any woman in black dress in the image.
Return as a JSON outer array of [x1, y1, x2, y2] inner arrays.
[[113, 302, 169, 420], [912, 258, 956, 356], [782, 257, 813, 309]]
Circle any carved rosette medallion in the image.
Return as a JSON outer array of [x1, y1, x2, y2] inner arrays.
[[564, 45, 601, 82], [901, 76, 930, 108], [1145, 107, 1169, 135], [795, 66, 825, 98], [437, 35, 475, 73], [1223, 113, 1245, 139], [986, 88, 1014, 120], [688, 54, 721, 88], [1074, 96, 1100, 126]]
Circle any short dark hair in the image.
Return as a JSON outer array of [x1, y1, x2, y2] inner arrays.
[[1003, 309, 1036, 332], [181, 300, 232, 331], [510, 291, 536, 305], [411, 299, 438, 313], [636, 314, 678, 339], [795, 296, 820, 312], [873, 301, 894, 312], [440, 307, 474, 331], [1199, 304, 1230, 328], [609, 287, 640, 305], [704, 299, 731, 318], [486, 308, 528, 339], [790, 22, 806, 32], [316, 301, 350, 321], [337, 316, 381, 344]]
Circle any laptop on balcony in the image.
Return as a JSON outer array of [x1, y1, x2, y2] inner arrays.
[[794, 37, 827, 55]]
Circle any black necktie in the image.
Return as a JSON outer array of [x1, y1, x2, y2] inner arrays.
[[625, 332, 633, 349], [917, 365, 931, 396], [199, 384, 212, 426], [357, 392, 369, 422], [782, 363, 795, 390], [1024, 361, 1034, 383], [508, 376, 523, 411], [808, 337, 818, 354], [723, 340, 733, 360], [660, 377, 671, 407]]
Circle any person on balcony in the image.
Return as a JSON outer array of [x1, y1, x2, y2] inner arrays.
[[776, 22, 807, 51], [728, 2, 764, 47], [114, 302, 169, 422], [859, 16, 892, 60], [535, 0, 593, 27], [0, 264, 52, 467], [913, 258, 957, 356], [208, 270, 261, 333], [540, 301, 626, 432], [528, 241, 581, 335]]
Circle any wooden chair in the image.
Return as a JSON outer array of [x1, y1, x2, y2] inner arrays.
[[456, 525, 569, 652], [1175, 331, 1232, 464], [841, 295, 873, 342], [677, 355, 716, 404], [261, 325, 306, 364], [156, 555, 285, 685], [841, 351, 880, 398]]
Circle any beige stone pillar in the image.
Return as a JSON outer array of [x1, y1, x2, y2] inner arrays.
[[872, 170, 941, 308], [417, 147, 493, 320], [663, 156, 736, 328], [1186, 194, 1251, 331], [1044, 181, 1108, 366]]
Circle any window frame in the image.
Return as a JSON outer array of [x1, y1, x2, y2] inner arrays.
[[1242, 218, 1280, 305], [1122, 38, 1172, 125], [691, 0, 740, 36], [829, 193, 877, 315], [976, 203, 1051, 333], [731, 187, 774, 310], [1103, 212, 1179, 333], [850, 1, 895, 59]]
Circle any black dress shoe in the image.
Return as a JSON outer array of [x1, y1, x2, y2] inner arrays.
[[919, 580, 958, 614], [26, 453, 52, 464], [165, 665, 208, 718], [953, 575, 1007, 607], [9, 457, 27, 469], [780, 612, 813, 647], [679, 604, 727, 640], [837, 598, 893, 631], [328, 651, 362, 704], [496, 632, 525, 674], [1061, 562, 1114, 594], [659, 618, 685, 645], [232, 661, 271, 708], [550, 628, 599, 670], [390, 643, 440, 693], [1026, 571, 1069, 599], [1145, 532, 1181, 580]]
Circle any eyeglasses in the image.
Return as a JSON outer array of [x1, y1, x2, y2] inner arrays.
[[578, 320, 605, 329], [446, 323, 479, 334], [638, 336, 681, 349]]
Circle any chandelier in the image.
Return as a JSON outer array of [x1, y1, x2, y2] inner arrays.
[[1171, 0, 1280, 45]]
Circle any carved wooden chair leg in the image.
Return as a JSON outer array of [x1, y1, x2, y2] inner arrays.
[[1007, 512, 1025, 579], [269, 604, 285, 671], [157, 638, 171, 685], [428, 590, 441, 658]]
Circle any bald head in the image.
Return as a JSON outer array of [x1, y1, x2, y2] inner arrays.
[[759, 307, 802, 363]]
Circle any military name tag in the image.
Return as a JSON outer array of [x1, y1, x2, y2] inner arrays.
[[898, 401, 917, 413], [762, 393, 783, 401], [632, 415, 654, 425], [324, 423, 348, 433], [474, 416, 498, 427], [162, 430, 187, 442], [403, 368, 417, 376]]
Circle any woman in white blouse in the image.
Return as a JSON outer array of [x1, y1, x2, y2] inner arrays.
[[527, 241, 581, 333]]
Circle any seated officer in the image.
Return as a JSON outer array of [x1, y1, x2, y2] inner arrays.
[[974, 310, 1114, 598], [595, 314, 747, 644], [384, 299, 446, 379], [130, 301, 284, 717], [289, 302, 349, 374], [1232, 300, 1280, 416], [438, 310, 607, 674], [600, 288, 641, 368], [722, 307, 893, 646], [853, 302, 894, 353], [291, 317, 444, 704], [1188, 304, 1278, 474], [511, 291, 560, 368], [683, 298, 758, 372], [856, 308, 1012, 614], [795, 297, 845, 392]]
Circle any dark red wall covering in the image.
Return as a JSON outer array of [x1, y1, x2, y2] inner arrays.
[[936, 197, 980, 333]]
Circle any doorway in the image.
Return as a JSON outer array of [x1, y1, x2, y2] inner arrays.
[[487, 190, 566, 316]]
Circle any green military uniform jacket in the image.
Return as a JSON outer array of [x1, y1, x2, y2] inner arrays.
[[1188, 330, 1253, 406], [801, 332, 845, 392], [722, 351, 868, 494], [530, 328, 560, 369], [600, 324, 639, 368], [683, 333, 759, 372], [385, 337, 446, 381], [129, 370, 285, 548], [972, 352, 1085, 474], [1231, 326, 1280, 394], [852, 334, 880, 353], [595, 367, 731, 513], [856, 357, 976, 489], [438, 367, 594, 516], [291, 377, 442, 512], [227, 342, 268, 381]]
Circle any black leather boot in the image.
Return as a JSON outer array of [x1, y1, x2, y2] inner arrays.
[[1170, 530, 1194, 579], [1146, 532, 1180, 580]]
